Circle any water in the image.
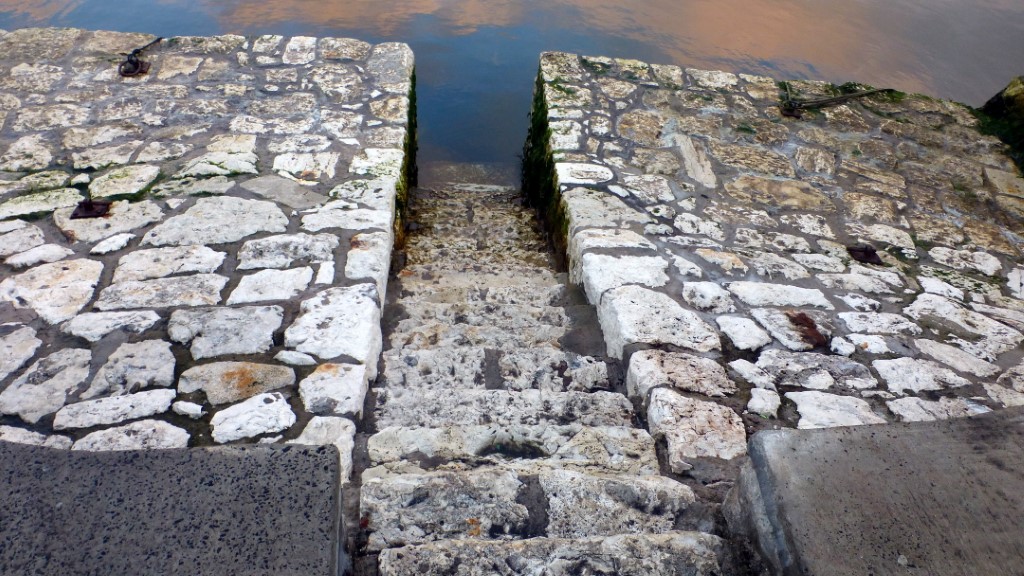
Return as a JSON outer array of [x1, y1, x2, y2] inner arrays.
[[2, 0, 1022, 164]]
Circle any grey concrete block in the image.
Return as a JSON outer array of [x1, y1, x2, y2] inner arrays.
[[0, 442, 341, 576], [730, 408, 1024, 575]]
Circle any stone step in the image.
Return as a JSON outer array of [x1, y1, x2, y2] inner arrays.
[[396, 265, 564, 287], [373, 389, 634, 428], [367, 424, 658, 476], [392, 282, 569, 306], [405, 248, 555, 272], [388, 320, 566, 350], [359, 467, 697, 551], [376, 531, 726, 576], [397, 301, 569, 328], [381, 346, 609, 392]]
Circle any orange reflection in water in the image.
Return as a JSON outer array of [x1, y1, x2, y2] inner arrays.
[[196, 0, 525, 36], [198, 0, 940, 94], [0, 0, 78, 21]]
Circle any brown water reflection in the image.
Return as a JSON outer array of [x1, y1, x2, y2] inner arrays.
[[2, 0, 1022, 161]]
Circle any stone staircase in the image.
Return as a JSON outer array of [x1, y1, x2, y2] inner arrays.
[[354, 165, 728, 575]]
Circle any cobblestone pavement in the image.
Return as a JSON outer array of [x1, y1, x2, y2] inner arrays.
[[358, 171, 729, 575], [0, 28, 413, 466], [525, 51, 1024, 471]]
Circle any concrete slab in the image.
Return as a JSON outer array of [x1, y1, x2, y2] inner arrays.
[[0, 441, 341, 576], [729, 407, 1024, 575]]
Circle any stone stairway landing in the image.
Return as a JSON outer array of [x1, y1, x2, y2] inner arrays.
[[354, 164, 728, 575]]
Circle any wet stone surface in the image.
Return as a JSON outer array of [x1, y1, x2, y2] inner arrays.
[[0, 28, 413, 463], [531, 50, 1024, 439]]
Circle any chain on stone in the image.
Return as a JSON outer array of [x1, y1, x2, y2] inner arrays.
[[118, 37, 163, 78]]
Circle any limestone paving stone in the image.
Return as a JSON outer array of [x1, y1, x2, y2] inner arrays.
[[111, 245, 225, 282], [168, 306, 283, 359], [210, 392, 296, 443], [298, 362, 368, 417], [227, 267, 314, 304], [53, 389, 176, 430], [647, 388, 747, 473], [95, 274, 229, 310], [785, 391, 888, 429], [0, 349, 91, 424], [0, 224, 45, 257], [5, 244, 73, 268], [83, 340, 175, 399], [72, 419, 190, 451], [142, 196, 287, 246], [237, 232, 339, 269], [598, 285, 720, 358], [284, 284, 383, 374], [178, 362, 295, 405], [60, 310, 161, 342], [0, 259, 103, 324], [54, 200, 164, 243], [626, 349, 737, 402], [0, 326, 42, 382]]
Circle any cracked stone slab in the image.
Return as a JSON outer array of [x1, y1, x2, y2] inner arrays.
[[886, 397, 991, 422], [647, 387, 747, 473], [95, 274, 228, 310], [0, 326, 42, 382], [5, 244, 73, 268], [168, 306, 283, 359], [750, 308, 833, 352], [375, 389, 633, 429], [240, 174, 326, 209], [904, 293, 1023, 360], [284, 284, 382, 375], [755, 349, 877, 390], [627, 349, 736, 402], [598, 285, 720, 358], [0, 259, 103, 324], [142, 197, 287, 246], [0, 349, 90, 424], [579, 253, 668, 303], [716, 316, 772, 351], [178, 362, 295, 405], [83, 340, 175, 399]]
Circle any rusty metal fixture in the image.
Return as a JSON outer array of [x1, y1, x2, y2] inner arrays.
[[780, 83, 895, 118], [70, 199, 113, 219], [846, 244, 884, 265], [118, 37, 163, 78]]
